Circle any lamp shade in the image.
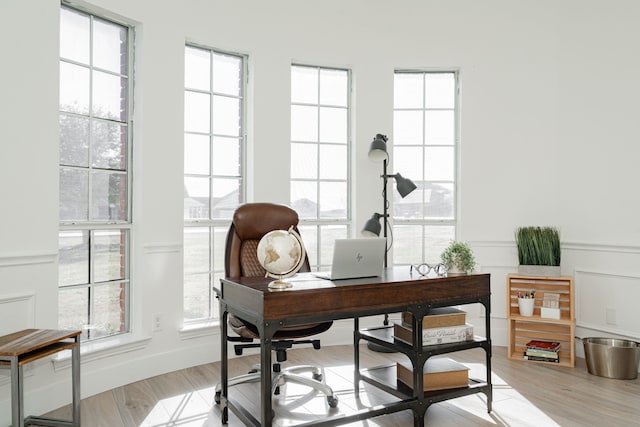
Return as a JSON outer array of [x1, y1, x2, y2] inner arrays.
[[394, 173, 417, 198], [368, 134, 388, 162], [362, 213, 383, 237]]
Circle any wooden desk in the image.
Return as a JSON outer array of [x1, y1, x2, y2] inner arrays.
[[0, 329, 81, 427], [217, 267, 492, 426]]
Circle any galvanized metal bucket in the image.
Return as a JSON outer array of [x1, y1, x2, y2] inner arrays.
[[577, 337, 640, 380]]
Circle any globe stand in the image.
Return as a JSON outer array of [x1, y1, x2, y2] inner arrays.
[[268, 278, 293, 290]]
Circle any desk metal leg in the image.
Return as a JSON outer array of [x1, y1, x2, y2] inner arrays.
[[259, 323, 275, 426], [10, 358, 24, 427], [353, 317, 360, 398], [72, 337, 81, 426], [220, 308, 229, 423]]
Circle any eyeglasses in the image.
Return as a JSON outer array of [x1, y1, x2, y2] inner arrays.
[[410, 263, 447, 277]]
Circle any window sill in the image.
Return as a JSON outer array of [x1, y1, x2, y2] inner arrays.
[[52, 333, 152, 372], [179, 319, 221, 341]]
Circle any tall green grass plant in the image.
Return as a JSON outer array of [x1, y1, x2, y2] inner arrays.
[[515, 226, 561, 266]]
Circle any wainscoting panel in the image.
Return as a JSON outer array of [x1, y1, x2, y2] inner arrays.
[[0, 293, 36, 336], [575, 269, 640, 339]]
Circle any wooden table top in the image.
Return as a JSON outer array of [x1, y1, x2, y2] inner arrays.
[[0, 329, 81, 357]]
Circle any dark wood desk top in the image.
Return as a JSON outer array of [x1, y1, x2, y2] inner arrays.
[[0, 329, 81, 362], [220, 267, 491, 322]]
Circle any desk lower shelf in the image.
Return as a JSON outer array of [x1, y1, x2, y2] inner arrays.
[[360, 363, 490, 403]]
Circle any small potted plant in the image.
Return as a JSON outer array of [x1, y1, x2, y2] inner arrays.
[[440, 241, 476, 275]]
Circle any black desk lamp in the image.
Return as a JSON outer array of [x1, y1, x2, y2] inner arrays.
[[362, 134, 417, 352]]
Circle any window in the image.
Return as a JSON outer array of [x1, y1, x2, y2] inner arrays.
[[58, 5, 132, 341], [183, 45, 246, 323], [392, 71, 458, 265], [290, 65, 351, 270]]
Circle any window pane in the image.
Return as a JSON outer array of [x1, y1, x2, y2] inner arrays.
[[393, 188, 422, 219], [93, 71, 127, 121], [185, 46, 210, 91], [291, 181, 317, 219], [291, 66, 318, 104], [212, 96, 240, 136], [60, 62, 90, 115], [319, 69, 347, 106], [184, 227, 210, 274], [58, 286, 89, 340], [93, 229, 127, 283], [184, 273, 211, 321], [425, 183, 454, 219], [184, 177, 210, 219], [394, 73, 423, 109], [393, 146, 423, 181], [291, 143, 317, 179], [425, 146, 454, 181], [184, 91, 210, 133], [213, 52, 241, 96], [319, 145, 346, 180], [60, 7, 89, 64], [425, 225, 455, 261], [59, 230, 89, 286], [319, 107, 347, 143], [60, 168, 89, 221], [425, 110, 454, 145], [91, 171, 127, 221], [319, 181, 346, 218], [213, 227, 227, 271], [92, 121, 127, 170], [291, 105, 318, 142], [392, 225, 423, 264], [212, 178, 240, 219], [91, 282, 127, 338], [319, 225, 348, 267], [184, 134, 210, 175], [212, 136, 241, 176], [93, 18, 128, 74], [59, 114, 89, 167], [393, 110, 423, 145], [425, 73, 455, 109], [297, 225, 318, 267]]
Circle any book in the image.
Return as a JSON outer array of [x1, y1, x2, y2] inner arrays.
[[393, 321, 474, 346], [523, 354, 560, 363], [396, 357, 469, 391], [401, 307, 466, 329], [525, 339, 561, 352], [525, 348, 559, 359]]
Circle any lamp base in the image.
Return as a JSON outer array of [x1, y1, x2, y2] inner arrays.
[[367, 341, 398, 353]]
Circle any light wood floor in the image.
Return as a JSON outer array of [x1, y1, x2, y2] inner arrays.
[[43, 345, 640, 427]]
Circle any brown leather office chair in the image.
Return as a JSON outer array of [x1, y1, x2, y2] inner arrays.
[[214, 202, 338, 408]]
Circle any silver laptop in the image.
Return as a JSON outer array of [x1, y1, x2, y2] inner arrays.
[[313, 238, 386, 280]]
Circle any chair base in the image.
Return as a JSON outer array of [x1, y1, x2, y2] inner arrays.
[[215, 364, 338, 408]]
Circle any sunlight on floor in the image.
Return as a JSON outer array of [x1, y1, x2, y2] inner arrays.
[[141, 361, 561, 426]]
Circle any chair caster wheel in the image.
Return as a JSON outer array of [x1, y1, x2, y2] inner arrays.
[[215, 391, 221, 404], [327, 395, 339, 408]]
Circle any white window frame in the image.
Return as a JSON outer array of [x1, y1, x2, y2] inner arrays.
[[58, 3, 134, 341], [290, 64, 352, 271], [183, 44, 247, 324], [392, 70, 459, 265]]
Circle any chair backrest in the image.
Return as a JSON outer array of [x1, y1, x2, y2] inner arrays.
[[225, 203, 311, 278]]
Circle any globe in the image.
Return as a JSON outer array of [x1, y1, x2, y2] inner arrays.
[[256, 226, 306, 289]]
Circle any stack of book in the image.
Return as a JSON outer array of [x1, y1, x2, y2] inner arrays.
[[393, 307, 473, 346], [523, 339, 561, 363], [396, 357, 469, 392]]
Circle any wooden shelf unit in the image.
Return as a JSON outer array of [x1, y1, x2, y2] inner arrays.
[[506, 274, 575, 367]]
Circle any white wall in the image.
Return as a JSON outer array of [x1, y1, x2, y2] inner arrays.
[[1, 0, 640, 420]]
